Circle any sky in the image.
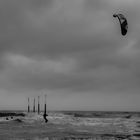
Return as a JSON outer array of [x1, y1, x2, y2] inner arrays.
[[0, 0, 140, 111]]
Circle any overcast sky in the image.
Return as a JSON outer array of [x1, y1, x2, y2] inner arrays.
[[0, 0, 140, 111]]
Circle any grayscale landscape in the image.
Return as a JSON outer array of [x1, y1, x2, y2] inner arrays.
[[0, 0, 140, 139]]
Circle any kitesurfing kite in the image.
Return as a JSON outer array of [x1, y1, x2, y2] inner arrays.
[[113, 13, 128, 36]]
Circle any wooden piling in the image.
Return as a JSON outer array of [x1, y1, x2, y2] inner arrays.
[[38, 96, 40, 114], [28, 97, 30, 113]]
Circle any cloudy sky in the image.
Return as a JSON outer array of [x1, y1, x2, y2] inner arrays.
[[0, 0, 140, 111]]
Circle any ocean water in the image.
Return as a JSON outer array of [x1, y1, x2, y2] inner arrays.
[[0, 111, 139, 140]]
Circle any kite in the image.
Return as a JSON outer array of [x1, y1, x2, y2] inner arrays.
[[113, 13, 128, 36]]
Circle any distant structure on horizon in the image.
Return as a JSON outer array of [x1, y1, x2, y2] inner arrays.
[[38, 96, 40, 114], [28, 97, 30, 113], [43, 94, 48, 123], [33, 98, 36, 113], [44, 94, 47, 114]]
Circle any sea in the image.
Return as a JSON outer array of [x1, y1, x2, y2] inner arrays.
[[0, 110, 140, 140]]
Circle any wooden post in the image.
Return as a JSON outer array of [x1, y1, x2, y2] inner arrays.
[[28, 97, 30, 113], [38, 96, 40, 114], [33, 98, 35, 113], [43, 94, 48, 123], [44, 94, 47, 115]]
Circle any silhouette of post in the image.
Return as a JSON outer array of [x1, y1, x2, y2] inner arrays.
[[28, 97, 30, 113], [33, 98, 35, 113], [38, 96, 40, 114], [44, 94, 47, 115], [43, 94, 48, 123]]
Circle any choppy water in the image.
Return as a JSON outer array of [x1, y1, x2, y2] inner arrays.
[[0, 111, 140, 140]]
